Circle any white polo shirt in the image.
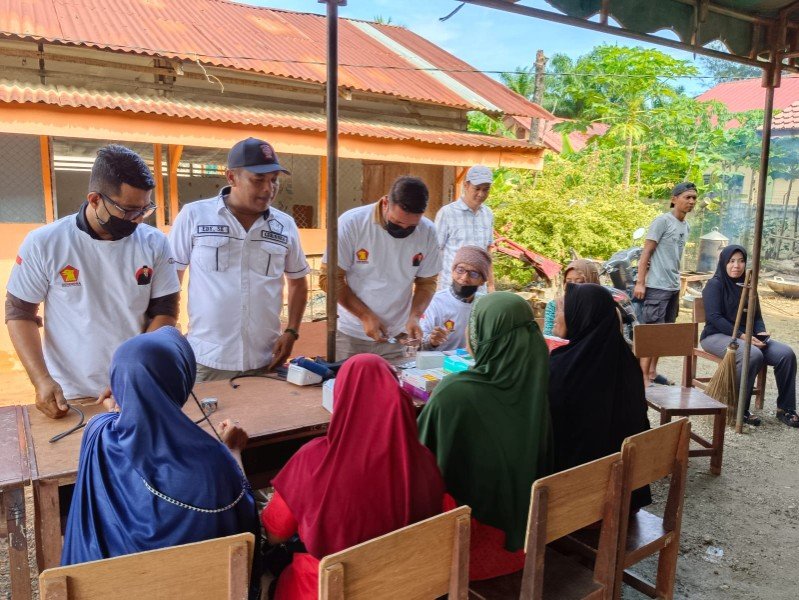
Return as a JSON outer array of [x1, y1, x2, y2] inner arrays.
[[7, 215, 180, 399], [325, 203, 441, 341], [169, 189, 310, 371], [420, 288, 480, 351]]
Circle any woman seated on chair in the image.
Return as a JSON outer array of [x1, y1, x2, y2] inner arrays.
[[61, 328, 259, 570], [418, 292, 553, 581], [543, 259, 600, 335], [549, 283, 652, 510], [262, 354, 445, 600], [700, 245, 798, 427]]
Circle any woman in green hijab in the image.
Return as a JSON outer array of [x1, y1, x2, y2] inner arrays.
[[418, 291, 553, 581]]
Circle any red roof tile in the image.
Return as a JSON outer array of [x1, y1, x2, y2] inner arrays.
[[0, 79, 542, 151], [507, 115, 608, 153], [772, 99, 799, 131], [696, 76, 799, 112], [0, 0, 545, 117]]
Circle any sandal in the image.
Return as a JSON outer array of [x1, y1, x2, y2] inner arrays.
[[743, 411, 762, 426], [777, 410, 799, 428], [653, 374, 674, 386]]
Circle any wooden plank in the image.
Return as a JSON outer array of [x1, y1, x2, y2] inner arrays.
[[40, 574, 68, 600], [623, 421, 684, 490], [318, 506, 471, 600], [39, 135, 56, 223], [3, 486, 32, 600], [153, 143, 166, 229], [228, 541, 249, 600], [34, 479, 62, 570], [40, 533, 253, 599], [449, 513, 470, 599], [167, 144, 183, 225], [0, 406, 27, 486], [633, 323, 696, 358], [319, 563, 344, 600]]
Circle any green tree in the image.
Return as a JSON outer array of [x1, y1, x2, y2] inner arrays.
[[698, 41, 761, 87], [559, 45, 699, 187], [500, 66, 536, 100]]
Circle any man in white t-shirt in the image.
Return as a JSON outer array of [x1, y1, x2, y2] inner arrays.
[[435, 165, 495, 291], [421, 246, 491, 351], [169, 138, 310, 382], [5, 145, 180, 418], [321, 176, 441, 360]]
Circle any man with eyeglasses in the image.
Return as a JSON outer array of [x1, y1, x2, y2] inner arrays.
[[5, 144, 180, 418], [169, 138, 310, 381], [421, 246, 490, 351]]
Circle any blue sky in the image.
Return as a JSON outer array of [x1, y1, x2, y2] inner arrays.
[[250, 0, 712, 96]]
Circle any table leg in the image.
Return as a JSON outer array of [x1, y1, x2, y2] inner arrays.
[[660, 410, 672, 426], [34, 479, 62, 571], [710, 409, 726, 476], [2, 486, 32, 599]]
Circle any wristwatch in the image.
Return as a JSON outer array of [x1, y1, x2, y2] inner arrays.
[[285, 328, 299, 340]]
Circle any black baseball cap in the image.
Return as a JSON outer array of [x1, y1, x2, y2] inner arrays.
[[671, 181, 697, 197], [227, 138, 290, 174]]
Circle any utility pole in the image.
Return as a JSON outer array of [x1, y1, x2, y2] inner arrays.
[[528, 49, 547, 145]]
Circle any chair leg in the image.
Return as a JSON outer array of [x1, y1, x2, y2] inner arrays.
[[755, 366, 766, 410], [654, 539, 680, 599], [710, 409, 725, 476]]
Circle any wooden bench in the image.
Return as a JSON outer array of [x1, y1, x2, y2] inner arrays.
[[634, 323, 727, 475], [39, 532, 254, 599], [318, 506, 471, 599], [691, 296, 767, 410]]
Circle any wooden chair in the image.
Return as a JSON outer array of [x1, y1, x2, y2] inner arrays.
[[39, 533, 254, 599], [520, 453, 625, 600], [633, 322, 727, 475], [318, 506, 471, 599], [613, 418, 691, 599], [691, 297, 767, 409]]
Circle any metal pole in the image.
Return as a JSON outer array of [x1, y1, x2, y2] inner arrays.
[[735, 80, 776, 433], [320, 0, 345, 362]]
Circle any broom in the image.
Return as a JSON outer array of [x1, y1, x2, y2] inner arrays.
[[705, 269, 751, 426]]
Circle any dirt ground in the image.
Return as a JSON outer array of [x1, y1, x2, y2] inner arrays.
[[2, 289, 798, 599]]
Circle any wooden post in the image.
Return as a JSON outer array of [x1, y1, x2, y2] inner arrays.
[[153, 144, 166, 229], [39, 135, 56, 222], [167, 145, 183, 225], [454, 166, 466, 200], [318, 155, 328, 229]]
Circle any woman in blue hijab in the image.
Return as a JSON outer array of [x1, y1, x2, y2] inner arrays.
[[61, 327, 259, 566]]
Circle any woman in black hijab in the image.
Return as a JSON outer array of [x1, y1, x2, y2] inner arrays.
[[700, 245, 798, 427], [549, 283, 651, 509]]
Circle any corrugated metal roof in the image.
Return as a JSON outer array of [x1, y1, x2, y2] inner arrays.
[[696, 76, 799, 113], [0, 0, 545, 117], [0, 79, 542, 151], [506, 115, 608, 153]]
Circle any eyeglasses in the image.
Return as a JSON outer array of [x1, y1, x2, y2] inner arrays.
[[95, 191, 157, 221], [454, 266, 482, 280]]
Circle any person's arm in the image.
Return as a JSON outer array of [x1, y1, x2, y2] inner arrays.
[[7, 318, 68, 418], [320, 263, 387, 341], [633, 239, 658, 300], [269, 276, 308, 369], [218, 419, 248, 471], [543, 299, 556, 336], [406, 275, 437, 342]]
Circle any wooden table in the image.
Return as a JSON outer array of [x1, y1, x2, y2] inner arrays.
[[0, 405, 33, 599], [24, 377, 329, 570]]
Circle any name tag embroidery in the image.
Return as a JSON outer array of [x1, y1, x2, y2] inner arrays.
[[197, 225, 230, 234], [261, 230, 288, 245]]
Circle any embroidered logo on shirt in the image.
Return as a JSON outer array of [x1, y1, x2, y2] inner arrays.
[[59, 265, 81, 287], [15, 255, 22, 265], [261, 230, 288, 245], [267, 219, 284, 234], [197, 225, 230, 234], [444, 319, 455, 331], [412, 252, 424, 267], [356, 248, 369, 263], [135, 265, 153, 285]]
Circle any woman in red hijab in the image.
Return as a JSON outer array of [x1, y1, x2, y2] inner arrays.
[[262, 354, 445, 599]]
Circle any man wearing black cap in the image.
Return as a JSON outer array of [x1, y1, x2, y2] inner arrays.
[[633, 181, 697, 385], [169, 138, 310, 381]]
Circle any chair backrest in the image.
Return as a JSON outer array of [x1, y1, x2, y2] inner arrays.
[[318, 506, 471, 600], [622, 419, 690, 492], [692, 297, 706, 324], [633, 323, 696, 359], [521, 453, 624, 600], [39, 533, 254, 600]]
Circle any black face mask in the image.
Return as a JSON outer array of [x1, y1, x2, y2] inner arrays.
[[384, 220, 416, 239], [95, 207, 139, 240], [452, 282, 479, 299]]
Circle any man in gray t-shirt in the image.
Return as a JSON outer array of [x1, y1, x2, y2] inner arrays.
[[634, 181, 697, 385]]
